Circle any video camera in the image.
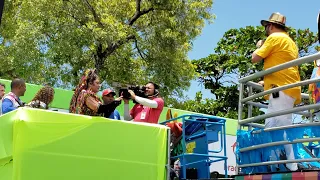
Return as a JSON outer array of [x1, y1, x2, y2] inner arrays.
[[119, 85, 147, 103]]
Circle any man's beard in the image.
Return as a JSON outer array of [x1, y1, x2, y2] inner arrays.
[[265, 30, 270, 36]]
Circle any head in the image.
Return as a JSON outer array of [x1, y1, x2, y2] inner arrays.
[[31, 86, 55, 109], [11, 78, 26, 97], [0, 83, 5, 99], [102, 89, 116, 105], [69, 69, 100, 113], [261, 12, 287, 36], [145, 82, 159, 97], [86, 70, 101, 93]]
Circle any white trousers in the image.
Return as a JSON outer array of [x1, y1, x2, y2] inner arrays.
[[265, 91, 298, 171]]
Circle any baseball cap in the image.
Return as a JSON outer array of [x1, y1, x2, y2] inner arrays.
[[102, 89, 116, 96]]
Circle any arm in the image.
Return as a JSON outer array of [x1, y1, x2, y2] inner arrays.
[[123, 103, 132, 120], [252, 50, 264, 63], [252, 40, 264, 63], [252, 37, 274, 63], [85, 96, 100, 112], [2, 99, 16, 114], [134, 96, 158, 108]]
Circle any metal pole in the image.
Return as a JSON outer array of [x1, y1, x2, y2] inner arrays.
[[309, 110, 314, 123], [166, 128, 171, 180], [245, 123, 265, 129], [236, 83, 244, 176], [238, 83, 244, 130], [239, 52, 320, 83], [246, 81, 309, 99], [239, 103, 320, 125], [223, 121, 228, 178], [246, 101, 310, 117], [182, 117, 187, 179], [238, 158, 320, 168], [252, 122, 320, 134], [247, 86, 253, 131], [242, 78, 320, 103], [239, 137, 320, 152]]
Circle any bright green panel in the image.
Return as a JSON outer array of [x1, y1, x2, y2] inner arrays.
[[0, 79, 239, 135], [0, 160, 13, 180], [0, 111, 15, 161], [12, 108, 168, 180]]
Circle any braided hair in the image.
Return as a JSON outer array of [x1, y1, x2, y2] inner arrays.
[[31, 86, 55, 109], [69, 69, 99, 113]]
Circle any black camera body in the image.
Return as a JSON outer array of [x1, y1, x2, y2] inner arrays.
[[119, 85, 147, 103]]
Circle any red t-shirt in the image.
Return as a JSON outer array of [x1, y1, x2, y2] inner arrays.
[[130, 97, 164, 124]]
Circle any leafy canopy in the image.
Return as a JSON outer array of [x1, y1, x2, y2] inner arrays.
[[0, 0, 215, 98]]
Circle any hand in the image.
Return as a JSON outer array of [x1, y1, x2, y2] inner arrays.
[[258, 80, 264, 87], [115, 96, 123, 101], [256, 40, 264, 48], [128, 90, 136, 100]]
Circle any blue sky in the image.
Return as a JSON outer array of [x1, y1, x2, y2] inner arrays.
[[185, 0, 320, 99]]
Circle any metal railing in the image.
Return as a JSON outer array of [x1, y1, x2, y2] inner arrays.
[[160, 114, 228, 179], [237, 52, 320, 171]]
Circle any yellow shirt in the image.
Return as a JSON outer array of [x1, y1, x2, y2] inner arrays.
[[256, 32, 301, 104]]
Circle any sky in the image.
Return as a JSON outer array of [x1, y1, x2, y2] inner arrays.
[[185, 0, 320, 99]]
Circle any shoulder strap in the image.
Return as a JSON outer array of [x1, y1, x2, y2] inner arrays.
[[5, 93, 24, 107]]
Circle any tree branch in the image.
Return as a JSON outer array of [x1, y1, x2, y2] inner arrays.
[[82, 0, 104, 28], [104, 35, 136, 56], [63, 0, 89, 28], [66, 13, 88, 28], [128, 0, 154, 26], [134, 38, 148, 59]]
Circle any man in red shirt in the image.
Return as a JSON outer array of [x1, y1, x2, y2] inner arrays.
[[123, 82, 164, 124]]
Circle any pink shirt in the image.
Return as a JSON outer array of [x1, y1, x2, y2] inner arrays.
[[130, 97, 164, 124]]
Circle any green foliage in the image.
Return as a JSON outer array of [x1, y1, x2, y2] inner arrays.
[[0, 0, 215, 98], [174, 26, 318, 120]]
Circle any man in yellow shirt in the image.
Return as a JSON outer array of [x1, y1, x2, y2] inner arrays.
[[252, 12, 300, 171]]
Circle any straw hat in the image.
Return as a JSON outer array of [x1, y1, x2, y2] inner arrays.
[[261, 12, 287, 28]]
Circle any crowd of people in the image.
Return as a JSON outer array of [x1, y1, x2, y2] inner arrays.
[[0, 11, 318, 176], [68, 69, 164, 123], [0, 11, 316, 151], [0, 69, 164, 124], [0, 79, 55, 115]]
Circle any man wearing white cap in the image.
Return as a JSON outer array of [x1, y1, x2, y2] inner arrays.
[[252, 12, 300, 171]]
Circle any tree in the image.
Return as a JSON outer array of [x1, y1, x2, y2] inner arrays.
[[175, 26, 319, 120], [0, 0, 215, 98]]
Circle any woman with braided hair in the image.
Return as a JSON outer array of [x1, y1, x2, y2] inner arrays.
[[27, 86, 55, 109], [69, 69, 121, 117]]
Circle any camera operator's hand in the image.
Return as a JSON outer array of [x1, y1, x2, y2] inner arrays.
[[128, 90, 136, 100]]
